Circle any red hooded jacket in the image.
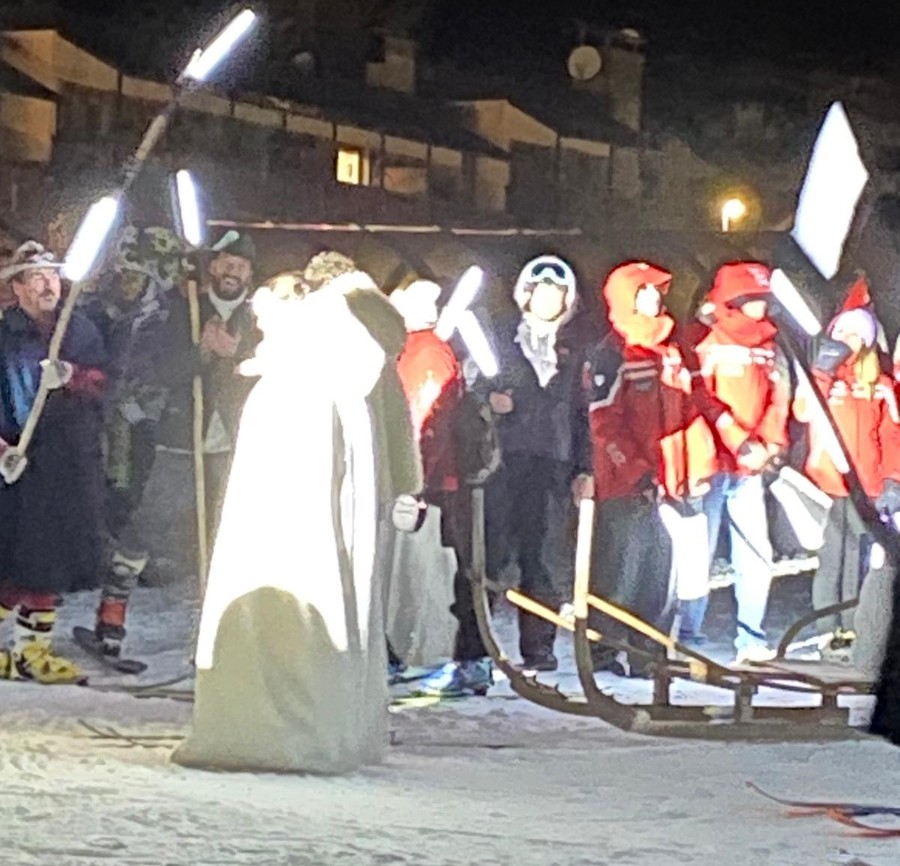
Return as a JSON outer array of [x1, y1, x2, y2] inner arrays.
[[395, 328, 463, 495], [797, 362, 900, 498], [588, 262, 725, 502], [696, 262, 791, 474]]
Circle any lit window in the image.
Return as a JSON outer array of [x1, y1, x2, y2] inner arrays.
[[336, 148, 369, 185]]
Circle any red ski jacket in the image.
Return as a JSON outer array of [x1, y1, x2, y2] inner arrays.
[[395, 328, 463, 495], [696, 263, 791, 475], [588, 262, 729, 502], [796, 361, 900, 498]]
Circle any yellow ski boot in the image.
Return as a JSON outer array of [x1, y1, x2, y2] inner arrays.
[[2, 605, 84, 684]]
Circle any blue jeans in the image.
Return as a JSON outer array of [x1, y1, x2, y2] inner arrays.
[[703, 472, 774, 649]]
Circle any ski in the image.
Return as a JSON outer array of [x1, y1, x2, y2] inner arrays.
[[747, 781, 900, 818], [826, 810, 900, 838], [77, 719, 183, 748], [72, 626, 148, 675]]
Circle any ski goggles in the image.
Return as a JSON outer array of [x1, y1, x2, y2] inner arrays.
[[526, 260, 570, 286]]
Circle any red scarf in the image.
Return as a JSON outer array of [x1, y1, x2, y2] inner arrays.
[[612, 311, 676, 349], [712, 307, 777, 347]]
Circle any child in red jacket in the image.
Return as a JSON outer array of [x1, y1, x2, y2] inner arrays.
[[796, 304, 900, 648], [696, 262, 791, 663]]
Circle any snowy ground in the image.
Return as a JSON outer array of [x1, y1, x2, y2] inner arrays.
[[1, 581, 899, 866], [0, 450, 897, 865]]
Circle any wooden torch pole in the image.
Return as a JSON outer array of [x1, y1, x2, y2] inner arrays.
[[187, 278, 209, 596]]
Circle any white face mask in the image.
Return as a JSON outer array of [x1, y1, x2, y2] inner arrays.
[[634, 285, 662, 317]]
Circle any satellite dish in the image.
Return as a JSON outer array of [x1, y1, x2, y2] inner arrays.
[[290, 50, 317, 77], [567, 45, 602, 82]]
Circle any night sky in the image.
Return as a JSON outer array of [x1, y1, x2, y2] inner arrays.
[[4, 0, 898, 76], [428, 0, 897, 72]]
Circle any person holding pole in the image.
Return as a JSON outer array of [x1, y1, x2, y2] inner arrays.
[[165, 231, 260, 556], [0, 242, 108, 683]]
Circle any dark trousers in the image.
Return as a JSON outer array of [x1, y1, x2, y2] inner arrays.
[[105, 420, 159, 547], [204, 451, 233, 557], [436, 488, 489, 662], [814, 497, 864, 632], [485, 454, 568, 660], [589, 496, 675, 660]]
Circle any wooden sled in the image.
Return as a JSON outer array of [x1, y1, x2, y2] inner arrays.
[[471, 491, 873, 741]]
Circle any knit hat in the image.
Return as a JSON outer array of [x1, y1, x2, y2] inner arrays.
[[390, 279, 441, 330], [0, 241, 62, 282], [829, 308, 878, 349]]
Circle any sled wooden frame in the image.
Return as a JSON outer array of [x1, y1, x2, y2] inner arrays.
[[775, 599, 859, 660], [470, 489, 872, 741]]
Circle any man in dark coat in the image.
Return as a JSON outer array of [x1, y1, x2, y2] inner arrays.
[[0, 241, 108, 683], [75, 227, 185, 660], [164, 231, 261, 550]]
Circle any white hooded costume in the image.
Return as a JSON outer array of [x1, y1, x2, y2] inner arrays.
[[173, 267, 420, 774]]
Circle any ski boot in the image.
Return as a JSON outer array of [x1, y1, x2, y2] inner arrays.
[[0, 642, 83, 684], [89, 548, 150, 658], [1, 605, 82, 684]]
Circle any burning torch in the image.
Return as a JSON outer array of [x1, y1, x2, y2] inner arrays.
[[12, 9, 258, 469], [435, 265, 498, 378]]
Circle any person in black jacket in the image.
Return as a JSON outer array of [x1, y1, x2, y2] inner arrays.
[[476, 255, 594, 671]]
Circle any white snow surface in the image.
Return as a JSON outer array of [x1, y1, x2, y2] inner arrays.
[[0, 585, 898, 866]]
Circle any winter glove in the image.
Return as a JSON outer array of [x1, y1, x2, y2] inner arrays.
[[876, 480, 900, 517], [635, 470, 661, 505], [0, 446, 28, 485], [813, 337, 853, 376], [392, 494, 427, 533], [39, 359, 73, 391]]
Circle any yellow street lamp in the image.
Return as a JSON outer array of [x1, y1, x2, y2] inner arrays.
[[721, 197, 747, 232]]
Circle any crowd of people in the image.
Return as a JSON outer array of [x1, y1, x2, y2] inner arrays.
[[0, 231, 898, 721]]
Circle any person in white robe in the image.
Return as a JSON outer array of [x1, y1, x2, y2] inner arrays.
[[173, 256, 421, 774]]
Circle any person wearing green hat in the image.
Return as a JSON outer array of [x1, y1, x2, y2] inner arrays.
[[165, 230, 261, 552]]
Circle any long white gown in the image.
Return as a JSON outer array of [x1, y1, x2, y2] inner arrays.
[[173, 285, 406, 774]]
